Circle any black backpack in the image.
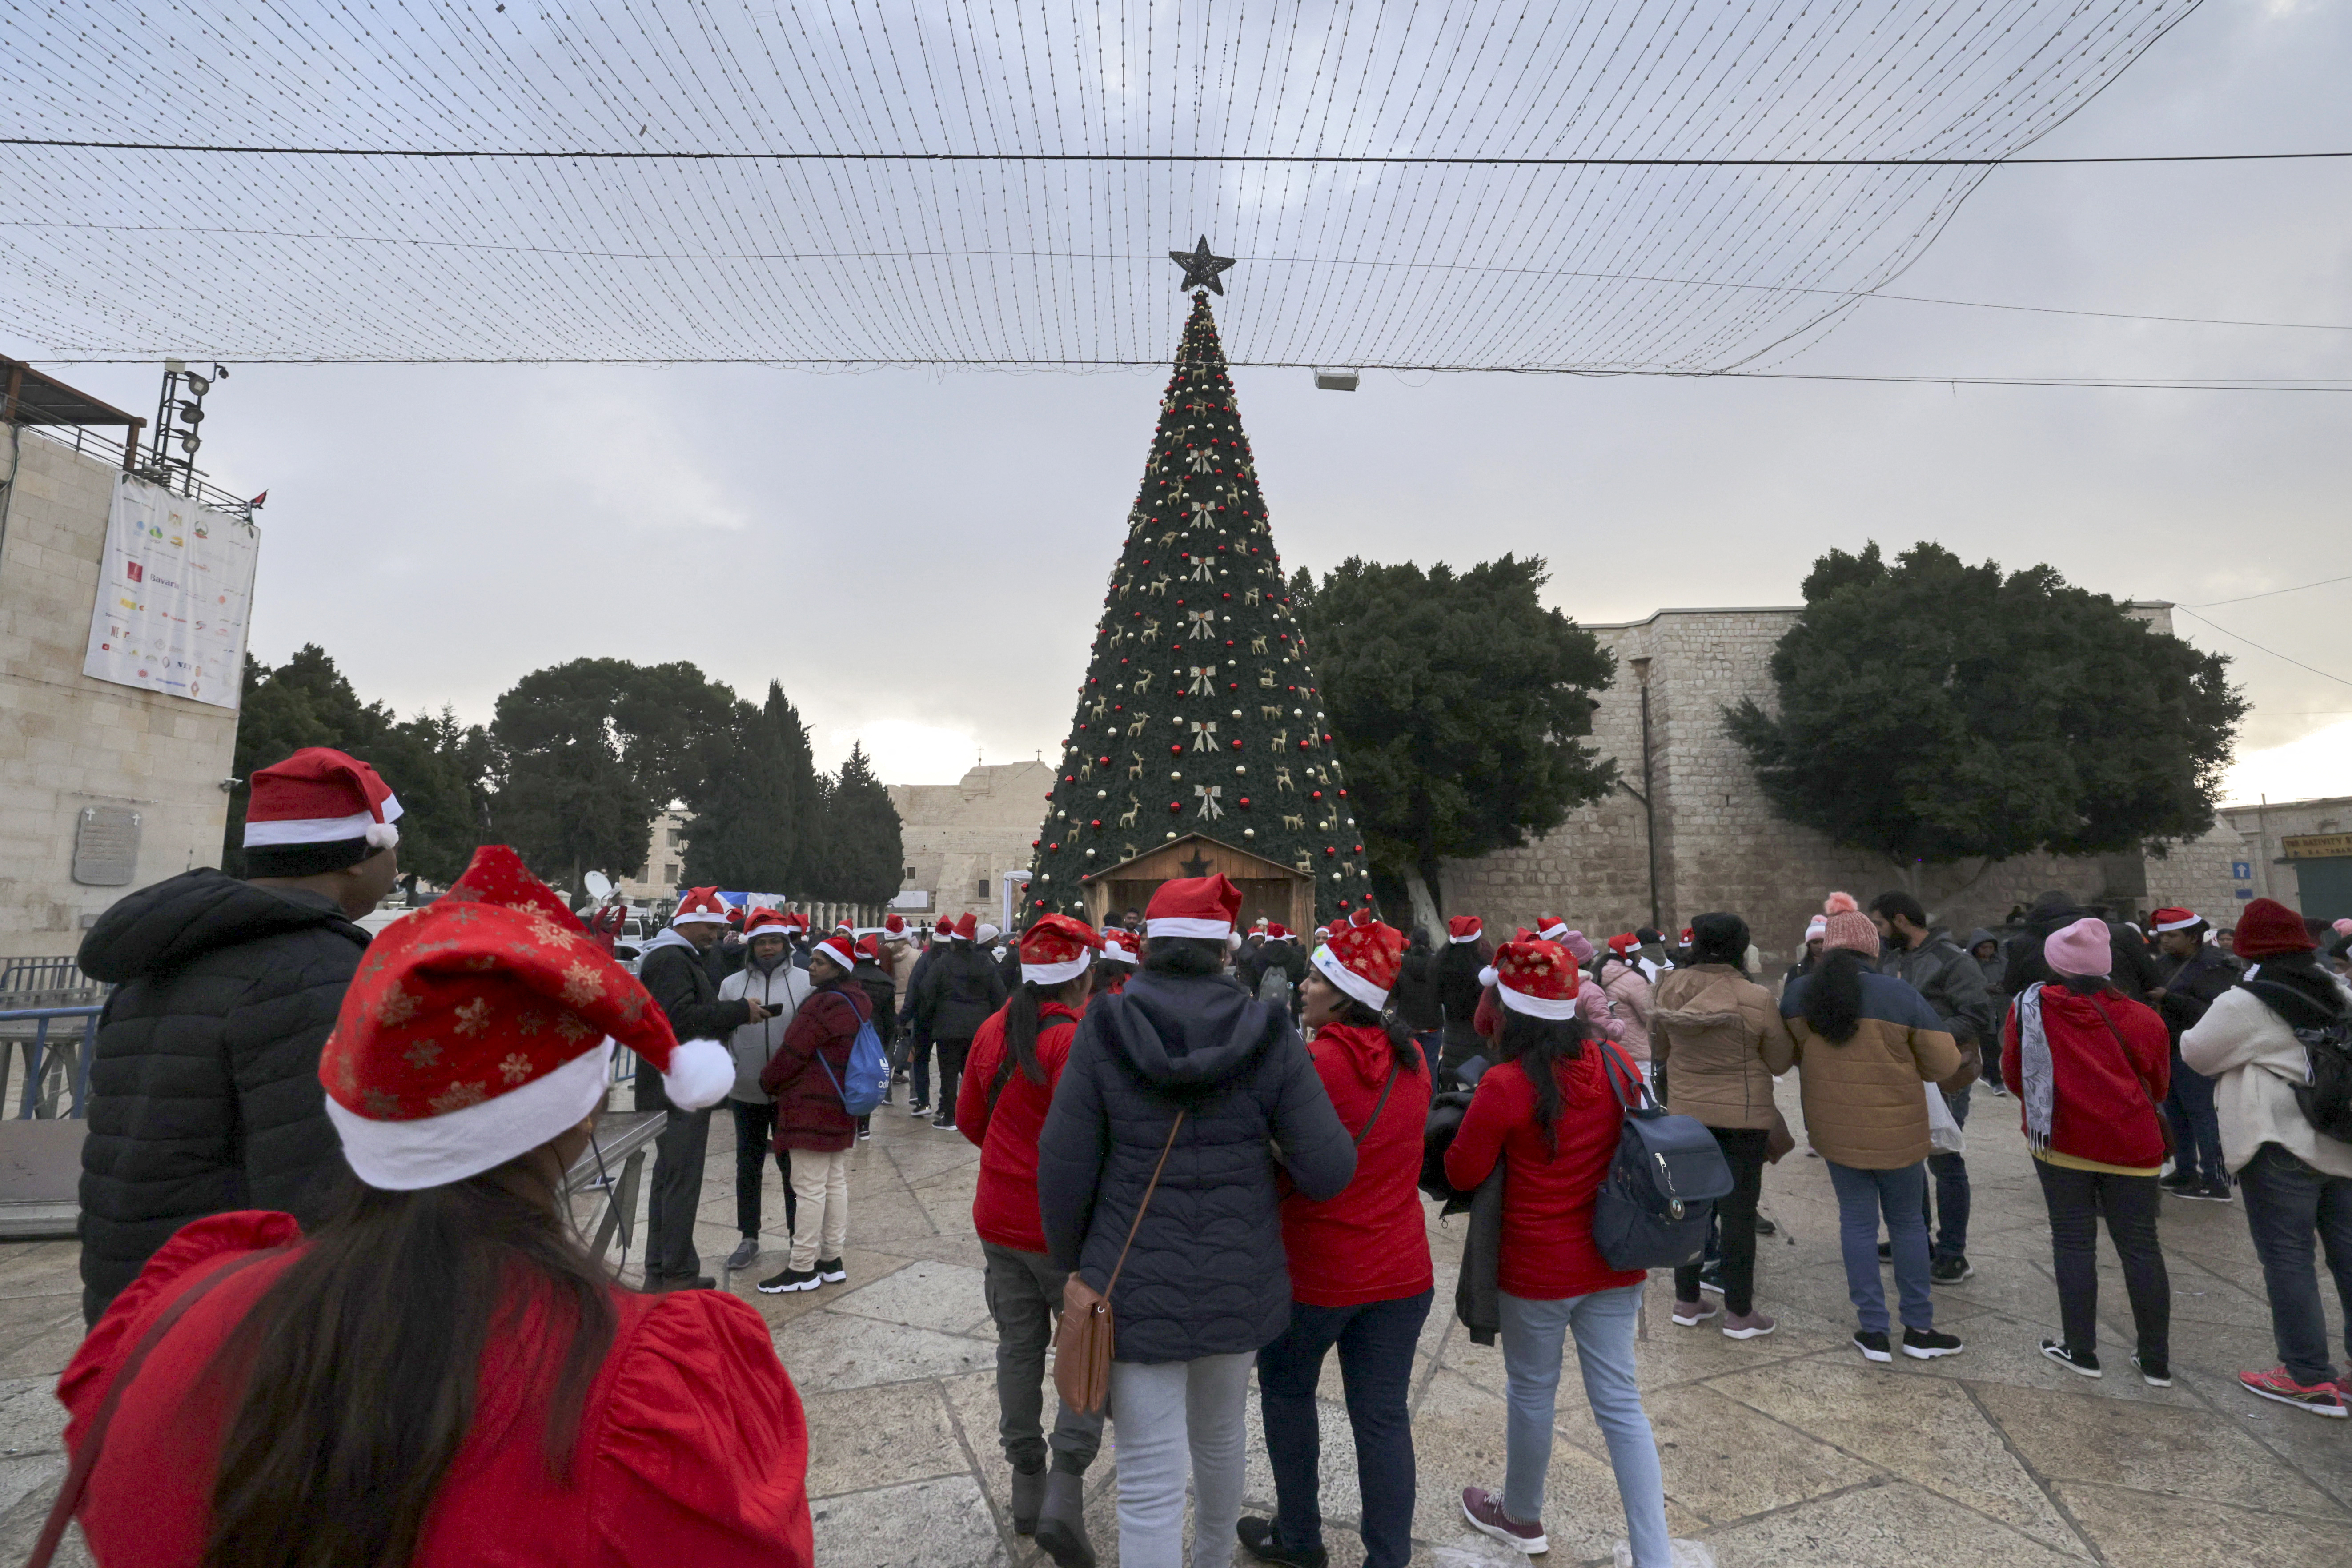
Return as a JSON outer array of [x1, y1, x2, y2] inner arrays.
[[2241, 977, 2352, 1145], [1590, 1041, 1734, 1271]]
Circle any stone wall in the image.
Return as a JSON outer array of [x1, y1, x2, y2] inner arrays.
[[0, 433, 238, 959], [1440, 603, 2239, 963], [888, 760, 1055, 931], [2221, 793, 2352, 914]]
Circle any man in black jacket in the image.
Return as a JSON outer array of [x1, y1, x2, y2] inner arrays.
[[2151, 907, 2237, 1200], [2003, 890, 2164, 1002], [911, 914, 1007, 1131], [74, 747, 402, 1324], [635, 887, 765, 1290], [1871, 890, 1994, 1284]]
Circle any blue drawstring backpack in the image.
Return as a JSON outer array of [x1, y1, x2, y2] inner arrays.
[[1590, 1040, 1734, 1271], [816, 1014, 890, 1117]]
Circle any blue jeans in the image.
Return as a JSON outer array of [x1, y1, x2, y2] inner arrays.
[[2163, 1047, 2225, 1185], [2236, 1142, 2352, 1385], [1497, 1287, 1669, 1567], [1256, 1290, 1432, 1568], [1830, 1160, 1935, 1333]]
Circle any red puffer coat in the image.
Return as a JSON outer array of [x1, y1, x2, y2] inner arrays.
[[2001, 983, 2171, 1170], [761, 979, 869, 1154], [1280, 1022, 1434, 1307], [957, 999, 1084, 1254]]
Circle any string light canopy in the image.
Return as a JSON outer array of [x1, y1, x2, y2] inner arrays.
[[0, 0, 2211, 372]]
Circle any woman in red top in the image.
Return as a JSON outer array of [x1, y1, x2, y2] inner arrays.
[[2001, 915, 2174, 1384], [1242, 920, 1433, 1568], [51, 846, 810, 1568], [953, 914, 1104, 1568], [1442, 939, 1682, 1568], [756, 934, 870, 1295]]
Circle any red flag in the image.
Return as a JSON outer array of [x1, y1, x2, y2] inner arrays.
[[248, 491, 268, 507]]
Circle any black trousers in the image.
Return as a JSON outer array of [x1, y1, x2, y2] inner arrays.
[[634, 1073, 712, 1282], [935, 1038, 973, 1118], [730, 1099, 795, 1238], [1675, 1127, 1770, 1316], [2035, 1159, 2169, 1363]]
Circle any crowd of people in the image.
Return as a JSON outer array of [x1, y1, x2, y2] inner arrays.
[[39, 738, 2352, 1568]]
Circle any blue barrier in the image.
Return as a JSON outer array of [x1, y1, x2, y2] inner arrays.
[[0, 1007, 101, 1119]]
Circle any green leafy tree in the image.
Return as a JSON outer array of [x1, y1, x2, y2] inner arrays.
[[678, 682, 811, 892], [817, 742, 906, 906], [1726, 541, 2246, 879], [366, 707, 496, 886], [1024, 293, 1374, 923], [1304, 556, 1618, 932]]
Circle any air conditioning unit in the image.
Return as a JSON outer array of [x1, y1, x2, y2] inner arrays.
[[1312, 369, 1361, 392]]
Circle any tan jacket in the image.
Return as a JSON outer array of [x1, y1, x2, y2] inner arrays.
[[1652, 964, 1796, 1131], [1785, 968, 1964, 1169]]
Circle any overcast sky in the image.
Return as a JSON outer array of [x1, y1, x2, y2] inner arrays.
[[21, 0, 2351, 803]]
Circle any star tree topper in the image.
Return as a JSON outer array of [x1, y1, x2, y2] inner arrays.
[[1169, 236, 1236, 295]]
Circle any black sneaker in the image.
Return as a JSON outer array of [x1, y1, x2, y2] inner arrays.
[[1903, 1326, 1965, 1359], [1930, 1255, 1974, 1285], [1854, 1329, 1893, 1363], [1696, 1261, 1726, 1296], [2041, 1339, 2102, 1378], [2194, 1178, 2234, 1203], [1236, 1516, 1328, 1568], [2160, 1169, 2201, 1196], [2133, 1354, 2172, 1388], [907, 1100, 931, 1118], [815, 1257, 847, 1284], [1877, 1241, 1893, 1263], [932, 1111, 956, 1131], [724, 1236, 760, 1271], [1753, 1216, 1778, 1237], [757, 1267, 820, 1294]]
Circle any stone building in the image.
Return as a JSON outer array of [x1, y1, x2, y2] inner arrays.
[[1, 368, 246, 961], [616, 808, 692, 903], [1438, 603, 2243, 962], [2221, 793, 2352, 923], [889, 761, 1055, 934]]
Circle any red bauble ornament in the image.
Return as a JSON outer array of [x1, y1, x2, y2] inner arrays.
[[1049, 843, 1060, 851], [1311, 790, 1322, 800], [1169, 801, 1183, 813], [1171, 743, 1183, 754], [1354, 844, 1364, 853], [1239, 797, 1251, 808], [1231, 738, 1244, 749], [1091, 819, 1101, 828], [1325, 846, 1337, 856]]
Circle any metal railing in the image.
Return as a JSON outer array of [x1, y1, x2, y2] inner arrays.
[[0, 1007, 101, 1119], [0, 956, 103, 1006], [20, 419, 256, 515]]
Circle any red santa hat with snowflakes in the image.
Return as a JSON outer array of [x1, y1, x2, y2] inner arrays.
[[1020, 913, 1101, 984], [1312, 917, 1405, 1011], [1489, 938, 1581, 1020], [241, 746, 402, 877], [319, 845, 732, 1191], [1144, 873, 1242, 940]]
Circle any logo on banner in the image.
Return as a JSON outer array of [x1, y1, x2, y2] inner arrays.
[[125, 561, 143, 582]]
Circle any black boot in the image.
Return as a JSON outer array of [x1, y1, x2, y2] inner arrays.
[[1034, 1471, 1096, 1568], [1009, 1465, 1046, 1536]]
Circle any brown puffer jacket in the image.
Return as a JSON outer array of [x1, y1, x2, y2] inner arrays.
[[1651, 964, 1796, 1131], [1782, 967, 1964, 1169]]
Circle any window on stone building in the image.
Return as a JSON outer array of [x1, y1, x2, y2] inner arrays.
[[664, 863, 679, 881], [976, 876, 990, 898], [667, 828, 683, 847], [904, 866, 916, 882]]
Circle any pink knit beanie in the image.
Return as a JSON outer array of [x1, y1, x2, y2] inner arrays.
[[1558, 929, 1597, 964], [1819, 892, 1879, 959], [2044, 916, 2113, 978]]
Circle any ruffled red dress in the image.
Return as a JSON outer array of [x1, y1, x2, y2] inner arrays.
[[56, 1212, 814, 1566]]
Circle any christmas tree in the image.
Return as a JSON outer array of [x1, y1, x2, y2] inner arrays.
[[1025, 290, 1372, 924]]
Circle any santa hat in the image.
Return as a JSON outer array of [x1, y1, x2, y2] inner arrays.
[[834, 919, 855, 934], [1606, 932, 1641, 959], [1021, 913, 1100, 985], [744, 909, 794, 939], [319, 845, 728, 1191], [1313, 926, 1332, 944], [1534, 914, 1570, 943], [779, 910, 810, 934], [1447, 916, 1482, 944], [855, 934, 884, 964], [1491, 938, 1580, 1020], [2234, 897, 2316, 960], [2150, 907, 2202, 933], [1312, 918, 1405, 1011], [1099, 926, 1140, 964], [883, 914, 909, 941], [1679, 927, 1694, 947], [1264, 922, 1292, 942], [1347, 908, 1377, 929], [952, 913, 978, 941], [1252, 916, 1271, 933], [242, 747, 402, 876], [726, 905, 747, 927], [1145, 873, 1242, 940], [811, 933, 858, 971], [672, 887, 731, 927]]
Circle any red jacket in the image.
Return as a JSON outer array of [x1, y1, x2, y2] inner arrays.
[[761, 980, 869, 1153], [1281, 1023, 1434, 1307], [1444, 1048, 1647, 1301], [57, 1211, 813, 1568], [957, 999, 1083, 1253], [2001, 984, 2171, 1169]]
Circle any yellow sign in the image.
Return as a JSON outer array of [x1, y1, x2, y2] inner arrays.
[[2281, 833, 2352, 860]]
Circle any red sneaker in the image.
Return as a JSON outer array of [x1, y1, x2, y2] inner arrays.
[[2237, 1367, 2347, 1418], [1461, 1487, 1548, 1556]]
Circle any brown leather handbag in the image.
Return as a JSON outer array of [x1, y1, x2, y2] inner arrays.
[[1055, 1111, 1185, 1416]]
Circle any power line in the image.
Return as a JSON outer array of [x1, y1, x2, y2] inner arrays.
[[2181, 573, 2352, 608], [8, 135, 2352, 167], [2174, 608, 2352, 690]]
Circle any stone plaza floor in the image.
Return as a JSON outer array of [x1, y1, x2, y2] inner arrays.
[[0, 1072, 2341, 1565]]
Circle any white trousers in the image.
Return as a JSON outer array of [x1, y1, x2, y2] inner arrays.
[[787, 1147, 851, 1270], [1107, 1351, 1254, 1568]]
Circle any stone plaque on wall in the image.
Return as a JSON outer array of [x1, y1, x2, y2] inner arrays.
[[72, 806, 142, 886]]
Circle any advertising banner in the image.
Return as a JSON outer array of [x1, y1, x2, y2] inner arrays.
[[81, 473, 258, 710]]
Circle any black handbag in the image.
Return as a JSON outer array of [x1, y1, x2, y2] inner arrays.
[[1590, 1041, 1735, 1271]]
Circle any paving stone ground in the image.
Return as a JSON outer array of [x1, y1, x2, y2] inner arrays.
[[0, 1074, 2341, 1565]]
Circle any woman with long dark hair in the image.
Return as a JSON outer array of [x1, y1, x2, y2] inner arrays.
[[2002, 917, 2172, 1383], [955, 914, 1105, 1566], [1037, 875, 1355, 1568], [1433, 916, 1492, 1083], [1444, 940, 1702, 1567], [54, 846, 811, 1568], [1240, 919, 1433, 1568], [1783, 892, 1967, 1365]]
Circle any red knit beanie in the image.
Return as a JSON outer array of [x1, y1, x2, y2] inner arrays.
[[2235, 897, 2316, 960]]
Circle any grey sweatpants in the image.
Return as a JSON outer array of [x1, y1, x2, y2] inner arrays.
[[981, 1242, 1105, 1472], [1107, 1351, 1254, 1568]]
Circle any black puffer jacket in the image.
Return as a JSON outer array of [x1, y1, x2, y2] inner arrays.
[[634, 929, 754, 1112], [915, 943, 1008, 1042], [2003, 898, 2163, 1003], [74, 869, 368, 1323], [1392, 945, 1444, 1032], [1037, 968, 1354, 1363]]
